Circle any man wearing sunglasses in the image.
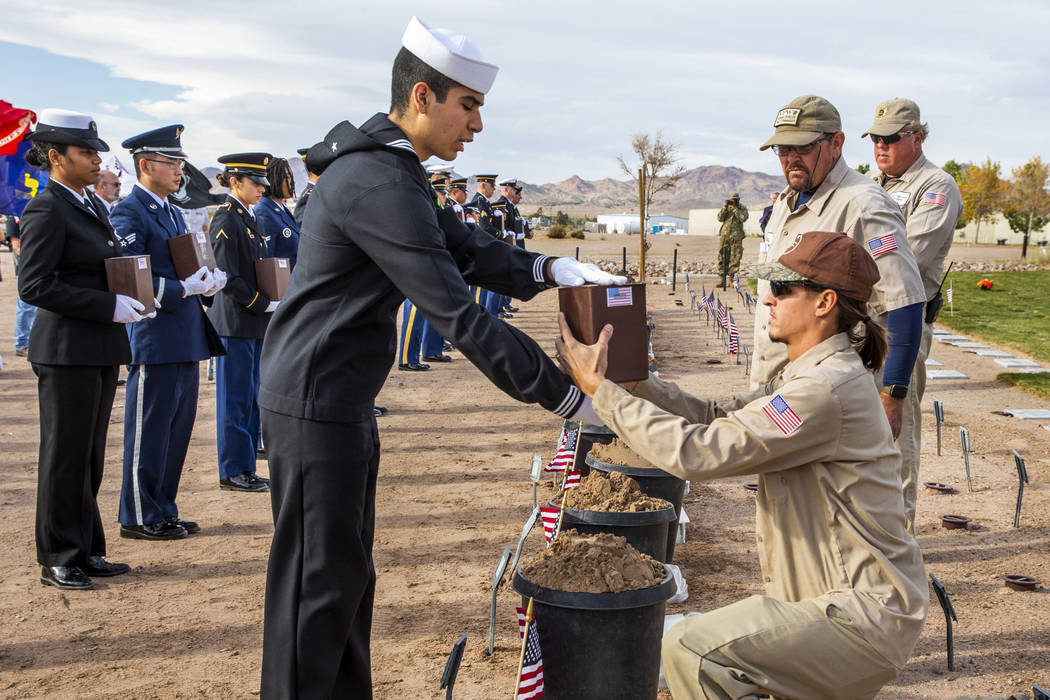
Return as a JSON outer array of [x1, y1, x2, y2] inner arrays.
[[753, 95, 926, 447], [555, 231, 927, 700], [863, 98, 962, 533]]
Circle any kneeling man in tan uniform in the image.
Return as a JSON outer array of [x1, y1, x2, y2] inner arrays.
[[556, 231, 928, 700]]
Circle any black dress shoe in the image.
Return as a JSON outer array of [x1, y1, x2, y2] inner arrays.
[[498, 312, 514, 319], [120, 521, 188, 540], [219, 471, 270, 492], [41, 566, 93, 590], [256, 447, 266, 458], [422, 354, 452, 363], [83, 556, 130, 577], [442, 341, 454, 352], [373, 405, 388, 416], [166, 516, 200, 534], [116, 379, 127, 387], [397, 362, 430, 371], [505, 305, 520, 313]]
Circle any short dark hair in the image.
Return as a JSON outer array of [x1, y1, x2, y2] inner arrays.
[[389, 47, 461, 116], [24, 140, 68, 172], [133, 153, 149, 179], [263, 157, 294, 199]]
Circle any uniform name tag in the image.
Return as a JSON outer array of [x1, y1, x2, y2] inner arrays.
[[607, 287, 632, 307], [137, 257, 147, 269], [774, 108, 800, 127], [891, 191, 910, 207]]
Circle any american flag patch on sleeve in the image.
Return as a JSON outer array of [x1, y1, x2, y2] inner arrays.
[[924, 192, 948, 207], [866, 234, 899, 257], [762, 394, 804, 435]]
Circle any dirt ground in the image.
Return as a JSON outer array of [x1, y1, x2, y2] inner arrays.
[[0, 235, 1047, 699]]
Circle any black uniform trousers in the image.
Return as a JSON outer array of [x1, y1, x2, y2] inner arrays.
[[260, 406, 379, 698], [33, 363, 118, 567]]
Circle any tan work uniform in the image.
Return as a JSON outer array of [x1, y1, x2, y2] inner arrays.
[[593, 334, 928, 700], [751, 157, 926, 388], [873, 155, 963, 533]]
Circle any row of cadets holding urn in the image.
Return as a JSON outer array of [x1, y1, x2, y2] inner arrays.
[[17, 109, 155, 590]]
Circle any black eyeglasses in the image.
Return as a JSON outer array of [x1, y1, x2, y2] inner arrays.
[[144, 158, 184, 171], [769, 280, 828, 297], [771, 136, 831, 158], [869, 131, 916, 145]]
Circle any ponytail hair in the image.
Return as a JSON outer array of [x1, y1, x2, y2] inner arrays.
[[836, 295, 887, 372], [25, 140, 66, 172], [216, 171, 231, 188]]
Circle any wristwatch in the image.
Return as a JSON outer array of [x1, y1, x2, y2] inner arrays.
[[881, 384, 908, 399]]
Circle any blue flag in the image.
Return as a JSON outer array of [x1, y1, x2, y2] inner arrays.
[[0, 140, 49, 216]]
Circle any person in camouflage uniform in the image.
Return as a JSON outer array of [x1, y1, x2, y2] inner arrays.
[[717, 192, 748, 275]]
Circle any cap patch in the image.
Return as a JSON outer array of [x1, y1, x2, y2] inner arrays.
[[876, 105, 888, 118], [774, 108, 800, 127]]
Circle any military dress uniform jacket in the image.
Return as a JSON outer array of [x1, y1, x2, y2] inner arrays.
[[292, 184, 313, 229], [259, 113, 584, 423], [751, 157, 925, 385], [492, 195, 524, 243], [18, 182, 131, 365], [109, 186, 224, 364], [592, 333, 929, 670], [258, 196, 300, 270], [207, 196, 272, 339], [872, 155, 963, 300], [467, 191, 503, 238]]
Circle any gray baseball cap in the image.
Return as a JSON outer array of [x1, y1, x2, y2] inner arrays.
[[760, 95, 842, 151], [861, 98, 921, 138]]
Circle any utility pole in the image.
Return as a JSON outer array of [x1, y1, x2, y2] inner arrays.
[[638, 168, 646, 282]]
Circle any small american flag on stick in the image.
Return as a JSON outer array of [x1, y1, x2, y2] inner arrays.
[[540, 506, 560, 544], [717, 300, 728, 330], [946, 285, 953, 304], [545, 425, 578, 472], [729, 314, 739, 354], [516, 601, 545, 700], [562, 469, 581, 492]]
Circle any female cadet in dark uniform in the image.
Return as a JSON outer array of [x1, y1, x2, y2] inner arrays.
[[18, 109, 152, 590], [256, 156, 300, 270], [207, 153, 274, 493]]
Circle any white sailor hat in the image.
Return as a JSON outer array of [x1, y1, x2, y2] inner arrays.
[[499, 177, 521, 190], [401, 16, 499, 95], [27, 108, 109, 151]]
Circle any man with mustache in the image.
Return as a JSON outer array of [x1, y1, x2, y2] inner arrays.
[[752, 95, 925, 445]]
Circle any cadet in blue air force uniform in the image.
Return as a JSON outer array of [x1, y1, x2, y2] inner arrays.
[[110, 125, 227, 540], [256, 156, 300, 270]]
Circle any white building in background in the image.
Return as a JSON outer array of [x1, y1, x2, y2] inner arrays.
[[597, 213, 688, 234]]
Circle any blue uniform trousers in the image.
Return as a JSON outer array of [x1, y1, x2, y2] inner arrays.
[[420, 320, 444, 358], [119, 362, 199, 525], [483, 288, 502, 316], [398, 301, 424, 365], [216, 336, 262, 479]]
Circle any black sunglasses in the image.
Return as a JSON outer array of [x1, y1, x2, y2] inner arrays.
[[769, 280, 829, 297], [869, 131, 916, 145]]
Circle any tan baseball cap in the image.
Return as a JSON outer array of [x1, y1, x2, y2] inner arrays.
[[750, 231, 880, 301], [759, 95, 842, 151], [861, 98, 920, 138]]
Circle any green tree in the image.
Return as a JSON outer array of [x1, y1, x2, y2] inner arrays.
[[943, 160, 971, 228], [856, 163, 871, 175], [1003, 156, 1050, 258], [554, 210, 570, 226], [958, 158, 1008, 244]]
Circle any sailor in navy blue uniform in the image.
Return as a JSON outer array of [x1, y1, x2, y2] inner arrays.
[[110, 125, 228, 540], [208, 153, 275, 493], [292, 147, 318, 229], [256, 156, 300, 270], [468, 173, 507, 316], [257, 16, 624, 696]]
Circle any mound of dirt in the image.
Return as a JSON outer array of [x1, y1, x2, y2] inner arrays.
[[563, 470, 669, 512], [589, 436, 658, 468], [520, 531, 665, 593]]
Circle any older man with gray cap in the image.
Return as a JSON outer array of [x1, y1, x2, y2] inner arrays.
[[556, 230, 927, 699], [752, 95, 926, 444], [257, 15, 624, 697], [865, 98, 962, 534]]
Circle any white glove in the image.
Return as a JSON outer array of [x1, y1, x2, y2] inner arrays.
[[181, 266, 213, 297], [570, 395, 604, 427], [113, 294, 146, 323], [204, 268, 228, 297], [551, 257, 629, 287], [265, 300, 280, 313]]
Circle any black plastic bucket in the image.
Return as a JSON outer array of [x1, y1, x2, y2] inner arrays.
[[572, 422, 617, 474], [551, 498, 676, 562], [586, 455, 686, 562], [512, 568, 676, 699]]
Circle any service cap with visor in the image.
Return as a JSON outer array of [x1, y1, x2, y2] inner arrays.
[[218, 152, 272, 187], [759, 95, 841, 151], [27, 108, 109, 152]]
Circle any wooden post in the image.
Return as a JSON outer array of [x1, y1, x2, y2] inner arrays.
[[638, 168, 646, 282]]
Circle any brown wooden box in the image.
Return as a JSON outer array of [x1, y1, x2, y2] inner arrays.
[[105, 255, 155, 314], [255, 257, 291, 302], [167, 231, 217, 279], [558, 283, 648, 382]]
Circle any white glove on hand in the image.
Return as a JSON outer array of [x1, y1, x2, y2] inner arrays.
[[570, 395, 605, 427], [551, 257, 629, 287], [265, 300, 280, 313], [204, 268, 227, 297], [181, 266, 213, 297], [113, 294, 146, 323]]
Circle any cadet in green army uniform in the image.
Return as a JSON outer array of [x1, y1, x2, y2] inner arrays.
[[716, 192, 748, 276]]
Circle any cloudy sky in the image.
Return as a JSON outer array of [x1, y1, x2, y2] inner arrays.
[[2, 0, 1048, 184]]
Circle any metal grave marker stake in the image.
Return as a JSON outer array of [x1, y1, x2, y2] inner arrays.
[[508, 507, 540, 586], [959, 427, 973, 492], [689, 290, 696, 311], [742, 344, 751, 374], [487, 546, 512, 655], [930, 573, 958, 671], [440, 632, 468, 699], [530, 454, 543, 509], [1012, 450, 1030, 528], [933, 398, 944, 456]]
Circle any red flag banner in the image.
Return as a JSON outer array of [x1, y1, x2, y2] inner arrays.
[[0, 102, 35, 158]]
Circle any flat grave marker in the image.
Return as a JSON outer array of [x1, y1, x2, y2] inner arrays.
[[928, 369, 968, 379]]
